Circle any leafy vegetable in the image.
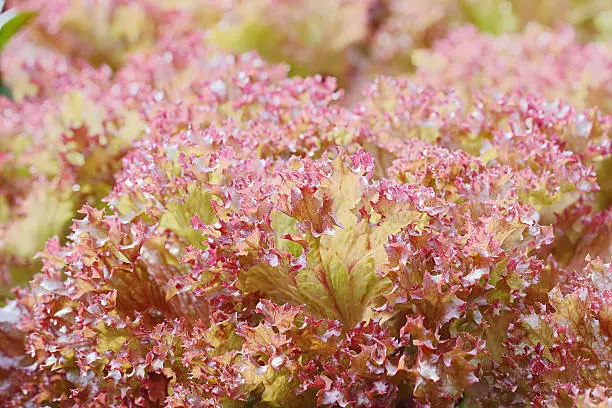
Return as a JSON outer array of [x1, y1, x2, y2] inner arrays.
[[0, 2, 610, 407]]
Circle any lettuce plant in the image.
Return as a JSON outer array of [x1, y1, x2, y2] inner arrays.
[[9, 0, 611, 86], [0, 29, 609, 406], [5, 0, 198, 69], [410, 25, 612, 113], [0, 46, 137, 296], [0, 32, 291, 296], [0, 2, 610, 407]]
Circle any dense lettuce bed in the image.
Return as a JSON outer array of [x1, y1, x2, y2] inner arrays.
[[0, 1, 610, 407]]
